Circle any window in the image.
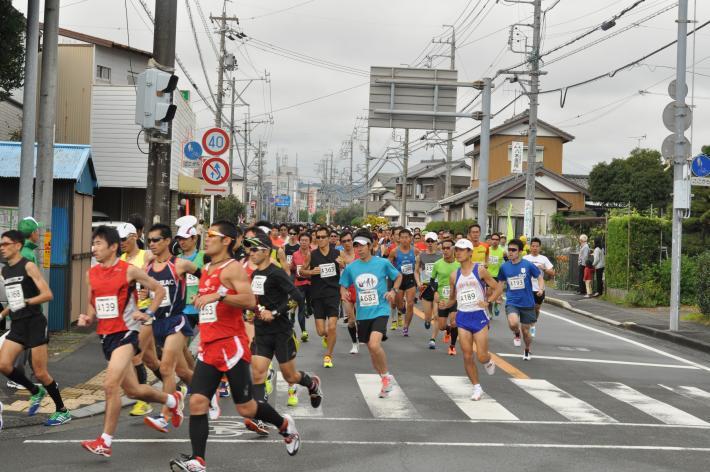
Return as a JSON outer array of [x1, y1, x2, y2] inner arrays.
[[96, 65, 111, 81]]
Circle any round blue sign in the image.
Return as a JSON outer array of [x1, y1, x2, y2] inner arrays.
[[184, 141, 203, 161], [691, 154, 710, 178]]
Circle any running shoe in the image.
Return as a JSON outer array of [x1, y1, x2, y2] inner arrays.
[[448, 346, 456, 356], [379, 374, 394, 398], [443, 332, 451, 344], [28, 385, 47, 416], [218, 381, 230, 398], [0, 400, 4, 431], [301, 331, 309, 342], [428, 339, 436, 350], [349, 342, 359, 354], [530, 325, 536, 337], [397, 315, 403, 327], [513, 336, 522, 347], [180, 384, 188, 398], [470, 385, 483, 401], [323, 355, 333, 368], [484, 360, 496, 376], [287, 386, 299, 407], [424, 320, 431, 330], [321, 336, 328, 349], [45, 410, 72, 426], [170, 454, 205, 472], [523, 351, 531, 361], [130, 400, 153, 416], [402, 327, 409, 337], [6, 380, 26, 390], [309, 375, 323, 408], [169, 391, 185, 428], [209, 394, 221, 420], [144, 415, 170, 433], [493, 303, 500, 317], [245, 417, 270, 436], [390, 322, 398, 330], [81, 436, 112, 457], [265, 362, 275, 398], [280, 414, 301, 456]]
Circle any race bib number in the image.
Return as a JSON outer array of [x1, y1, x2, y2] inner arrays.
[[199, 302, 217, 323], [150, 290, 171, 308], [186, 273, 199, 287], [95, 296, 119, 319], [358, 289, 378, 307], [401, 263, 413, 275], [508, 276, 525, 290], [489, 255, 499, 265], [251, 275, 267, 295], [458, 288, 479, 306], [424, 263, 434, 279], [320, 263, 337, 278], [296, 265, 303, 277], [286, 255, 293, 265], [441, 285, 451, 299], [6, 285, 26, 312]]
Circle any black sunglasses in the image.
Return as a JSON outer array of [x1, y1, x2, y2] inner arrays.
[[316, 235, 328, 240], [289, 232, 297, 235], [147, 237, 165, 243], [426, 239, 435, 243], [508, 247, 519, 252], [120, 237, 128, 242]]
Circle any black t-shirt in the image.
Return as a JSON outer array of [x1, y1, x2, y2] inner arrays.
[[1, 257, 42, 321], [233, 245, 247, 263], [284, 243, 300, 267], [251, 264, 302, 335], [309, 247, 341, 299]]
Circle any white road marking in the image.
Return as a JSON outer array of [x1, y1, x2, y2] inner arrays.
[[355, 373, 420, 419], [431, 375, 518, 421], [540, 310, 710, 373], [495, 353, 699, 370], [24, 439, 710, 451], [589, 381, 709, 426], [659, 385, 710, 406], [275, 372, 323, 417], [511, 379, 617, 423]]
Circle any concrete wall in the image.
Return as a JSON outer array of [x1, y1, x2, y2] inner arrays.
[[0, 100, 22, 140]]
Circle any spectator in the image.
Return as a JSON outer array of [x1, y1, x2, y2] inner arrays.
[[578, 234, 590, 295], [128, 213, 145, 250], [592, 237, 606, 297], [583, 258, 595, 298]]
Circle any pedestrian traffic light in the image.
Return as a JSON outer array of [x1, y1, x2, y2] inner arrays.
[[135, 68, 179, 133]]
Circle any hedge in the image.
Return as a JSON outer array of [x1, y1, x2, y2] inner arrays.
[[698, 251, 710, 316], [425, 219, 477, 237]]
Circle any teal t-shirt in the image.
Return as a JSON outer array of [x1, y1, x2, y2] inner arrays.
[[339, 256, 400, 320]]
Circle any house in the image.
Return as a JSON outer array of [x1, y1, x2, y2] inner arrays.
[[377, 199, 439, 229]]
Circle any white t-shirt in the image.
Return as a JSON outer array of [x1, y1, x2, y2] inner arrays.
[[523, 254, 553, 291]]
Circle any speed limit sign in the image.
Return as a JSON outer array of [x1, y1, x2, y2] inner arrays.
[[202, 127, 230, 156]]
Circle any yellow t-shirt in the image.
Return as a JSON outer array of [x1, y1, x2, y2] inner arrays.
[[121, 249, 151, 309], [471, 242, 489, 264]]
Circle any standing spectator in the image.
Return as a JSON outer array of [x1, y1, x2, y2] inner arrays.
[[592, 237, 605, 297], [577, 234, 590, 295], [128, 214, 145, 250], [583, 258, 595, 298]]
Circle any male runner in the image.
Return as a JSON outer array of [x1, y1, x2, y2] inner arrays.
[[340, 230, 402, 398], [487, 233, 505, 317], [290, 232, 312, 342], [430, 239, 460, 353], [446, 238, 498, 400], [490, 238, 544, 360], [79, 226, 184, 457], [0, 230, 71, 426], [523, 237, 555, 337], [283, 226, 300, 268], [244, 232, 322, 423], [389, 228, 418, 336], [467, 224, 489, 265], [170, 221, 300, 472], [338, 231, 360, 354], [415, 232, 442, 343], [301, 227, 341, 368]]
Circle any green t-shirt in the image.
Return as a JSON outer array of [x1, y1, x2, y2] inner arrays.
[[179, 250, 204, 315], [487, 246, 505, 277], [431, 258, 460, 301]]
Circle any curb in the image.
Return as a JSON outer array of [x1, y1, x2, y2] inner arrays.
[[546, 297, 710, 355]]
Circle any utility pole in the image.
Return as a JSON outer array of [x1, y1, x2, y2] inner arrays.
[[243, 111, 250, 204], [434, 25, 456, 196], [523, 0, 542, 239], [476, 78, 493, 235], [401, 129, 410, 227], [34, 0, 60, 273], [229, 76, 236, 196], [327, 151, 334, 224], [363, 125, 370, 219], [19, 0, 40, 219], [210, 2, 238, 128], [256, 140, 264, 219], [145, 0, 177, 225], [349, 137, 354, 204]]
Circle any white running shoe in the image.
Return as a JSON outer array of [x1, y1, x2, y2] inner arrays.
[[170, 454, 206, 472], [470, 385, 483, 401], [484, 359, 496, 376], [209, 394, 221, 420], [281, 414, 301, 456], [513, 336, 522, 347], [6, 380, 26, 390], [523, 351, 531, 361], [349, 343, 359, 355], [530, 326, 537, 337]]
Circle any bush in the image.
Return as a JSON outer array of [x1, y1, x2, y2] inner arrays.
[[624, 254, 699, 308], [698, 251, 710, 316], [425, 219, 477, 237], [351, 217, 364, 227]]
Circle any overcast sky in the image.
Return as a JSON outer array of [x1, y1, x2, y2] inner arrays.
[[13, 0, 710, 185]]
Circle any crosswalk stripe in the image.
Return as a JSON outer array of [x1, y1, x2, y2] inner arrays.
[[511, 379, 617, 423], [431, 375, 518, 420], [659, 384, 710, 407], [355, 374, 420, 419], [589, 381, 709, 426], [275, 372, 323, 417]]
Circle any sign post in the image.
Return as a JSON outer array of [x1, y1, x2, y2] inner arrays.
[[200, 125, 230, 224]]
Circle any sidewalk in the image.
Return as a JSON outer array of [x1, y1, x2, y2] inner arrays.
[[545, 288, 710, 354]]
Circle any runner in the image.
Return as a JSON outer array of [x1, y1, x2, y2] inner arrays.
[[170, 221, 300, 471], [290, 232, 312, 342], [0, 230, 71, 426], [447, 238, 498, 400], [388, 228, 418, 336], [490, 238, 545, 361], [301, 227, 342, 368], [243, 232, 323, 422], [523, 237, 555, 337], [78, 225, 184, 457], [338, 231, 360, 354], [415, 232, 442, 345], [176, 221, 203, 351], [340, 230, 402, 398], [487, 233, 506, 317], [430, 239, 460, 354], [467, 224, 489, 265], [283, 226, 302, 334]]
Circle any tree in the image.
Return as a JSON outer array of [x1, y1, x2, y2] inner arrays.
[[0, 1, 25, 102], [215, 195, 245, 224], [312, 210, 327, 225], [683, 144, 710, 253], [298, 209, 309, 222], [333, 205, 363, 226], [589, 148, 672, 211], [363, 215, 388, 227]]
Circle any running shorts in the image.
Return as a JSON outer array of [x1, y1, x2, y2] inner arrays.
[[400, 274, 417, 291], [152, 314, 194, 347], [456, 310, 490, 334], [534, 290, 546, 306], [312, 296, 340, 319], [357, 316, 389, 343], [438, 303, 457, 318], [421, 284, 435, 302], [191, 357, 253, 405], [506, 305, 537, 325], [198, 335, 251, 372], [250, 329, 298, 363], [100, 330, 140, 361], [6, 314, 48, 349]]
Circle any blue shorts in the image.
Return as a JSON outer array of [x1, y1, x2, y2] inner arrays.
[[456, 310, 490, 334], [100, 330, 140, 361], [153, 314, 194, 347], [506, 305, 537, 325]]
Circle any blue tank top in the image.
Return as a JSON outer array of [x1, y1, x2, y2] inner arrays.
[[146, 256, 186, 319], [394, 247, 416, 276]]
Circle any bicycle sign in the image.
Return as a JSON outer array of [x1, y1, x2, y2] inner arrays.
[[202, 127, 230, 156], [202, 157, 230, 185]]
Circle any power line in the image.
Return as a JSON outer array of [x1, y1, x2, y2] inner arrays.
[[250, 81, 369, 118], [242, 0, 319, 21]]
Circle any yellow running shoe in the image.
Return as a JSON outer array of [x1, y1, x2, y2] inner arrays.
[[323, 355, 333, 368], [321, 336, 328, 349], [301, 331, 309, 342], [287, 386, 299, 407], [390, 321, 398, 330], [130, 400, 153, 416], [265, 362, 275, 397], [397, 315, 403, 328]]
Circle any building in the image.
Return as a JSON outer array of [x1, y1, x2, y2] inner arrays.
[[0, 97, 22, 141]]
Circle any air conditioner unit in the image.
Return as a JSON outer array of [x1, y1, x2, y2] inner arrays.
[[395, 177, 404, 184]]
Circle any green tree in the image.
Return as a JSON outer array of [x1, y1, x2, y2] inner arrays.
[[0, 1, 25, 102], [298, 209, 309, 222], [334, 205, 363, 226], [589, 148, 672, 211], [215, 195, 245, 224], [312, 210, 327, 225], [683, 144, 710, 253]]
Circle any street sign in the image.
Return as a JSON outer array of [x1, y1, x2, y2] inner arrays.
[[202, 127, 230, 156], [201, 184, 228, 195], [183, 141, 203, 161], [662, 102, 692, 132], [691, 176, 710, 187], [661, 134, 691, 159], [202, 157, 230, 185], [274, 195, 291, 207], [691, 154, 710, 177], [668, 79, 688, 99]]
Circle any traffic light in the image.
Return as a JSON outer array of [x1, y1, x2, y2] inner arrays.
[[135, 68, 179, 133]]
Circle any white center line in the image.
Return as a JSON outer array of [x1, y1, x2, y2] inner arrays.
[[495, 353, 699, 369]]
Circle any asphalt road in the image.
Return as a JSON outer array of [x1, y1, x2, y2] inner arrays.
[[2, 303, 710, 472]]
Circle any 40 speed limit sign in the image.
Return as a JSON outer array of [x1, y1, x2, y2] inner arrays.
[[202, 127, 230, 156]]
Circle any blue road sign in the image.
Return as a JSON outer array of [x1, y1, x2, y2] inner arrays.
[[691, 154, 710, 177], [274, 195, 291, 207], [184, 141, 203, 161]]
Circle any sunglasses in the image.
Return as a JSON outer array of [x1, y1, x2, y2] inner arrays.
[[120, 237, 128, 242], [341, 238, 352, 243], [491, 238, 500, 241], [316, 235, 328, 240], [353, 242, 366, 247], [249, 247, 268, 253], [442, 245, 453, 250], [147, 237, 165, 243], [426, 239, 435, 243], [207, 229, 226, 238], [508, 248, 519, 252], [289, 232, 297, 236]]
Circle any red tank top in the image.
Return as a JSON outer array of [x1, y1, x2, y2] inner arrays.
[[89, 259, 139, 335], [198, 259, 249, 344], [291, 249, 311, 287]]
